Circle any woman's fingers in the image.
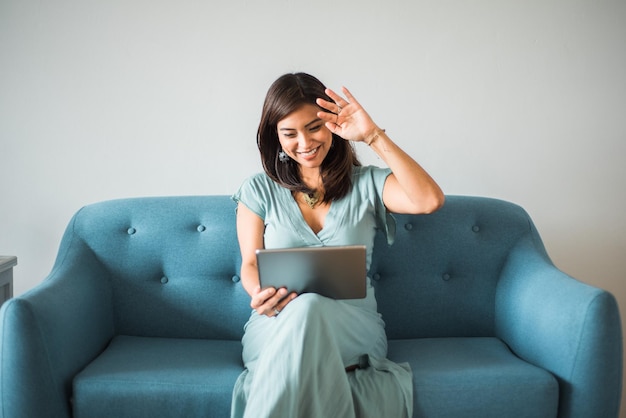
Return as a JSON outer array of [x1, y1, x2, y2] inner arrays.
[[274, 291, 297, 314], [317, 86, 375, 141], [316, 97, 337, 114], [340, 86, 360, 107], [252, 287, 297, 317], [325, 87, 350, 107], [250, 286, 273, 309]]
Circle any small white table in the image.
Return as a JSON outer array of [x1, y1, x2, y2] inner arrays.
[[0, 256, 16, 305]]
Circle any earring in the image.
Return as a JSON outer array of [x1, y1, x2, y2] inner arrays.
[[278, 150, 289, 163]]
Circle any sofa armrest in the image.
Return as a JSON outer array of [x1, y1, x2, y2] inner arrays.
[[496, 234, 622, 418], [0, 224, 114, 418]]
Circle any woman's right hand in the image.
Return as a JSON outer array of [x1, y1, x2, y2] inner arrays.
[[250, 285, 297, 317]]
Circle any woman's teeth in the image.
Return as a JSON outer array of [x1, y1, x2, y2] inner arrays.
[[299, 147, 319, 157]]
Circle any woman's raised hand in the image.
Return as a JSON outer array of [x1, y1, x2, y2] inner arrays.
[[316, 87, 380, 143]]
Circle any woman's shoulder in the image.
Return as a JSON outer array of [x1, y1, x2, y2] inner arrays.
[[240, 172, 279, 191], [351, 165, 392, 183], [347, 165, 392, 204], [233, 172, 281, 202]]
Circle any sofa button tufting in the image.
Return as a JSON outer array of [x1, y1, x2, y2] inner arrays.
[[404, 223, 413, 231], [472, 225, 480, 232], [127, 227, 136, 235], [372, 273, 381, 281], [442, 273, 451, 281], [197, 225, 206, 232], [160, 276, 169, 284], [232, 275, 240, 283]]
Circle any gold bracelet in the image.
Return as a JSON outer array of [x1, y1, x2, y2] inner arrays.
[[364, 129, 385, 146]]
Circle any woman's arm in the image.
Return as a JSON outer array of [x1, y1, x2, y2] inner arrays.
[[236, 202, 296, 316], [368, 129, 444, 214], [317, 87, 444, 215]]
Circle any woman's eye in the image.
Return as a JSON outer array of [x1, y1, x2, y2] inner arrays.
[[310, 125, 322, 132]]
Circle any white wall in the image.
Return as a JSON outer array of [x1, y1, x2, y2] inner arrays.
[[1, 0, 624, 414]]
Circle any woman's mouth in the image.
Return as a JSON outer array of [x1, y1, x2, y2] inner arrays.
[[297, 147, 320, 158]]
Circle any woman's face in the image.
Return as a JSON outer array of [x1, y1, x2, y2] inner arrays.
[[276, 104, 333, 173]]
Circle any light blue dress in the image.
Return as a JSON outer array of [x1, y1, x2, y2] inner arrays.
[[231, 165, 413, 418]]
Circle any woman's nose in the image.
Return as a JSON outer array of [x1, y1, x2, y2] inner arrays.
[[297, 133, 313, 147]]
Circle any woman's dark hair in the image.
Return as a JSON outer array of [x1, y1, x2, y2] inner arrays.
[[257, 72, 360, 202]]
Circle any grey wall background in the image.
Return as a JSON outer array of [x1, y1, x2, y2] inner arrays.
[[1, 0, 624, 414]]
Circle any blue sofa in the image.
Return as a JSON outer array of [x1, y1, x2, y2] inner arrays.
[[0, 195, 621, 418]]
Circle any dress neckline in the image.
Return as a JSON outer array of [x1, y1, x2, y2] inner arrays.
[[289, 191, 333, 236]]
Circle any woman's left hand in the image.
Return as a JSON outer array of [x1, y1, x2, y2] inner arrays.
[[316, 87, 379, 143]]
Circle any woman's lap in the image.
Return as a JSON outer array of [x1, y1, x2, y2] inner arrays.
[[241, 293, 387, 368], [232, 292, 412, 418]]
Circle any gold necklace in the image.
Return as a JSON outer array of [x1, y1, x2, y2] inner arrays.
[[302, 191, 320, 209]]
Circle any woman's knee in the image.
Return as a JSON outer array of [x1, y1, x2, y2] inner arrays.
[[285, 293, 333, 319]]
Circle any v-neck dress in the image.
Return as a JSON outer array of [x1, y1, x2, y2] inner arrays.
[[230, 165, 413, 418]]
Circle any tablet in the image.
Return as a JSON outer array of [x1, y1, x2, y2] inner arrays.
[[255, 245, 367, 299]]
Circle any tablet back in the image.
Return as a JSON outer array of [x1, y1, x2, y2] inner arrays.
[[255, 245, 367, 299]]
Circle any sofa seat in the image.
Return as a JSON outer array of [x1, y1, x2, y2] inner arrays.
[[73, 335, 558, 418], [73, 336, 243, 418], [389, 338, 559, 418]]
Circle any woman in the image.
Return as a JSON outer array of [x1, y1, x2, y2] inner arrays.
[[231, 73, 444, 418]]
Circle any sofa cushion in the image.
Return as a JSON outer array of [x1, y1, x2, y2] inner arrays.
[[389, 337, 559, 418], [74, 335, 558, 418], [72, 336, 243, 418]]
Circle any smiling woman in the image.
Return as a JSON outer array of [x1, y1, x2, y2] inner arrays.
[[257, 73, 361, 205], [230, 72, 444, 418]]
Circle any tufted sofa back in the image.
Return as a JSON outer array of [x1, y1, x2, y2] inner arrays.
[[371, 196, 539, 339], [59, 195, 540, 341], [64, 196, 248, 340]]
